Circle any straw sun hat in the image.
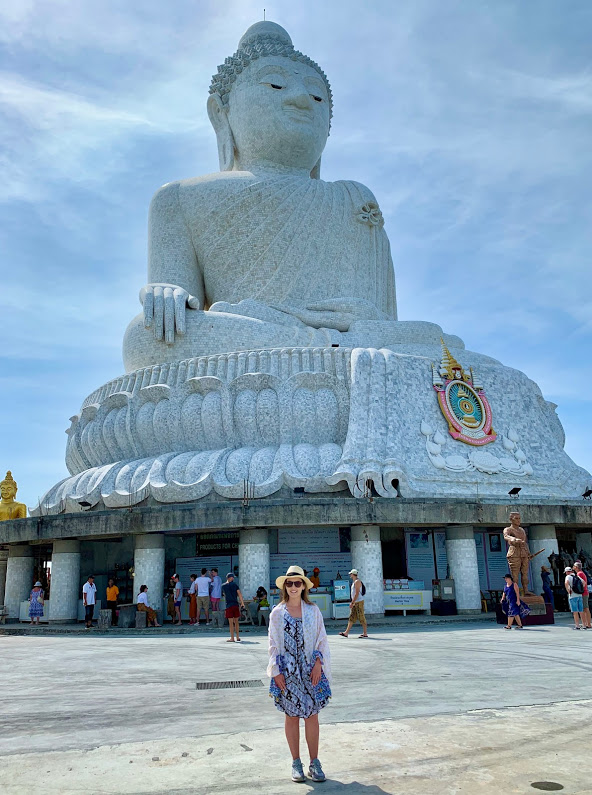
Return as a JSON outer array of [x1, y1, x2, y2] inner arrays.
[[275, 566, 314, 590]]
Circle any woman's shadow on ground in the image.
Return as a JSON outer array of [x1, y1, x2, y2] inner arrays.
[[306, 782, 390, 793]]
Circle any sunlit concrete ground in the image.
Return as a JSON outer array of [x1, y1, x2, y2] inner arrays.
[[0, 618, 590, 794]]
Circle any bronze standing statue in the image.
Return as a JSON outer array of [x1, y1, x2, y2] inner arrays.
[[503, 512, 534, 595]]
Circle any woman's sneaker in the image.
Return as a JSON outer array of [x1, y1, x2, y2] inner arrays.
[[291, 758, 306, 783], [308, 758, 326, 782]]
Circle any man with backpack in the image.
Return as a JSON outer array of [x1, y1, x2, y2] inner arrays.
[[564, 566, 585, 630], [573, 561, 591, 629], [339, 569, 368, 638]]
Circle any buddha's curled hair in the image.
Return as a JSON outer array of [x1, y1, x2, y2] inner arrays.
[[209, 33, 333, 128]]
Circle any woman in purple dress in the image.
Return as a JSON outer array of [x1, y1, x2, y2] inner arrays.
[[501, 573, 524, 630], [28, 581, 44, 625]]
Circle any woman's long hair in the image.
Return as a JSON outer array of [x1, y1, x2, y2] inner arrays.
[[279, 578, 313, 605]]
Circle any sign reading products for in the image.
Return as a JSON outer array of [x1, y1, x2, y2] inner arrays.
[[196, 532, 239, 557]]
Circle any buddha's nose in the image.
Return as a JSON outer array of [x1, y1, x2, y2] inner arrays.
[[284, 84, 313, 110]]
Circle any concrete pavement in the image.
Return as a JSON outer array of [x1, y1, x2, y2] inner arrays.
[[0, 620, 591, 793]]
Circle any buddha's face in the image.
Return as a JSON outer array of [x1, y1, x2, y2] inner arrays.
[[227, 56, 330, 171], [0, 483, 16, 501]]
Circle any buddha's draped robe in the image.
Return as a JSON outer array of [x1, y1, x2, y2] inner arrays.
[[182, 175, 397, 321]]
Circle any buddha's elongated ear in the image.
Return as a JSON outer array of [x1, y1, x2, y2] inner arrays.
[[310, 157, 321, 180], [207, 94, 235, 172]]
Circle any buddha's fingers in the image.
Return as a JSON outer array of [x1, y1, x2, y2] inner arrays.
[[152, 286, 165, 341], [141, 288, 154, 329], [173, 288, 187, 336], [164, 287, 175, 345]]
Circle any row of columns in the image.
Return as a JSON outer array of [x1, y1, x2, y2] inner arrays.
[[1, 527, 590, 620]]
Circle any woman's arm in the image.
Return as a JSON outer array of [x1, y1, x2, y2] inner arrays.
[[267, 606, 284, 679], [313, 605, 331, 683]]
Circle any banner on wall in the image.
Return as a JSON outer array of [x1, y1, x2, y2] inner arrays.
[[278, 527, 341, 555], [405, 530, 448, 585]]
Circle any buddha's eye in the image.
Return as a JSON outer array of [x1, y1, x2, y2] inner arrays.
[[311, 95, 323, 103]]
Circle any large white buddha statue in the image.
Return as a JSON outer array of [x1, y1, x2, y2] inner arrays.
[[124, 21, 414, 372], [32, 21, 590, 515]]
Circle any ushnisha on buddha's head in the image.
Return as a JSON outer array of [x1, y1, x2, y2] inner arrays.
[[208, 21, 332, 177], [0, 471, 18, 502]]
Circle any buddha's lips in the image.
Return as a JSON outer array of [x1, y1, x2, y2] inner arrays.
[[284, 108, 314, 121]]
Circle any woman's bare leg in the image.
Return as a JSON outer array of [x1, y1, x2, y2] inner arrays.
[[304, 713, 319, 761], [285, 716, 300, 760]]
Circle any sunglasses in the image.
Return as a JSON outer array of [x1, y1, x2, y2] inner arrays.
[[285, 580, 304, 588]]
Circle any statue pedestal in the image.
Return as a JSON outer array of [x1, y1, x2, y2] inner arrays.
[[521, 595, 546, 616], [32, 343, 591, 515]]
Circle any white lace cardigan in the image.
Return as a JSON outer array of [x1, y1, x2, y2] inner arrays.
[[267, 601, 332, 683]]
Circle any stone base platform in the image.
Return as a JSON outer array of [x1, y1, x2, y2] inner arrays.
[[31, 343, 590, 515]]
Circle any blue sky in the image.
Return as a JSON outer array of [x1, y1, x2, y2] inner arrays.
[[1, 0, 591, 509]]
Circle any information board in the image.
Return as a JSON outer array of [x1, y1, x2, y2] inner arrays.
[[270, 552, 352, 587], [405, 530, 448, 585], [474, 533, 488, 591], [278, 527, 340, 555]]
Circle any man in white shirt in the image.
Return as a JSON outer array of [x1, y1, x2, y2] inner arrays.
[[173, 574, 184, 625], [195, 568, 212, 626], [210, 568, 222, 614], [82, 575, 97, 629]]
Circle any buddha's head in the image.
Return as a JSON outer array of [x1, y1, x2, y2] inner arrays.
[[0, 471, 17, 502], [208, 21, 332, 177]]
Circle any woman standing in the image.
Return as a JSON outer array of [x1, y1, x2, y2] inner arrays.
[[268, 566, 331, 783], [541, 566, 555, 610], [501, 573, 524, 630], [136, 585, 161, 627], [28, 581, 44, 625]]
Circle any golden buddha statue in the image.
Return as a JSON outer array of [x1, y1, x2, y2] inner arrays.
[[0, 471, 27, 521]]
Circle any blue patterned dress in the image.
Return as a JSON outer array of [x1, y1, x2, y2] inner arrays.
[[269, 612, 331, 718], [28, 589, 44, 618]]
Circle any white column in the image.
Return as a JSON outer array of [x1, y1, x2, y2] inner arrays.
[[0, 549, 8, 605], [134, 534, 165, 612], [49, 540, 81, 623], [351, 525, 384, 616], [445, 526, 481, 614], [238, 528, 270, 599], [528, 525, 558, 597], [4, 545, 34, 620]]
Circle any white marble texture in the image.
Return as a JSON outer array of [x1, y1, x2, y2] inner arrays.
[[445, 527, 481, 614], [4, 546, 34, 619], [350, 525, 385, 616], [48, 541, 80, 622], [32, 338, 591, 514]]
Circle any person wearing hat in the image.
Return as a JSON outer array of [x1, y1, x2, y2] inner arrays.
[[28, 580, 45, 625], [309, 568, 320, 589], [564, 566, 585, 629], [267, 565, 331, 783], [339, 569, 368, 639], [221, 573, 245, 642]]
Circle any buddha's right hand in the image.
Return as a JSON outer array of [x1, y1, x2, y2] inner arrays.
[[139, 284, 200, 345]]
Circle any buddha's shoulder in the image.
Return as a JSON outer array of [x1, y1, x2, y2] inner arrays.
[[332, 179, 379, 203], [149, 172, 262, 213]]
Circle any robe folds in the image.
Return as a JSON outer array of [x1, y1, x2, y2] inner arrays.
[[180, 175, 397, 319]]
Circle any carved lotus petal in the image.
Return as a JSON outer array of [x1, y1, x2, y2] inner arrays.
[[502, 435, 516, 451], [445, 454, 468, 471], [508, 428, 520, 443], [522, 462, 534, 475], [499, 457, 521, 472], [420, 420, 433, 437], [468, 450, 501, 473], [427, 441, 442, 456], [431, 454, 447, 469], [433, 431, 447, 446], [514, 448, 526, 462]]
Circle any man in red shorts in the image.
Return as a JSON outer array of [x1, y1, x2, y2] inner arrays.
[[221, 572, 245, 642]]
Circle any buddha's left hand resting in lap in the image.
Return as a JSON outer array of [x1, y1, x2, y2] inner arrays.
[[123, 22, 398, 373]]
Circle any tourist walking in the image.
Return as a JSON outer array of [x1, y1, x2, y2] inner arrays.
[[541, 566, 554, 610], [188, 574, 198, 625], [573, 562, 590, 628], [501, 573, 524, 629], [136, 584, 161, 627], [106, 578, 119, 626], [210, 568, 222, 615], [173, 574, 183, 625], [564, 566, 585, 629], [268, 565, 331, 783], [195, 568, 212, 625], [221, 572, 244, 642], [82, 575, 97, 629], [166, 577, 176, 623], [339, 569, 368, 638], [28, 581, 44, 625]]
